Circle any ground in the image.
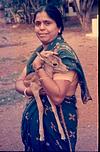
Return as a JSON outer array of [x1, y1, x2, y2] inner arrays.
[[0, 23, 98, 151]]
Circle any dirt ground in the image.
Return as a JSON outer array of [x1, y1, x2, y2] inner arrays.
[[0, 22, 98, 151]]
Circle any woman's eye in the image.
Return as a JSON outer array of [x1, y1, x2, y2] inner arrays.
[[44, 21, 51, 26], [35, 20, 52, 27], [35, 21, 41, 26]]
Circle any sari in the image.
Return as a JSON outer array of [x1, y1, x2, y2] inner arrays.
[[21, 35, 92, 152]]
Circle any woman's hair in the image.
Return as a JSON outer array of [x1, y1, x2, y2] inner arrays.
[[33, 4, 64, 35]]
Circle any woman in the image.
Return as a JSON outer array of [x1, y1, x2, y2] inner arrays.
[[15, 4, 92, 152]]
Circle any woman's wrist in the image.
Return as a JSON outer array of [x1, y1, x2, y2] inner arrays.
[[35, 65, 43, 71], [24, 87, 32, 99], [33, 63, 43, 71]]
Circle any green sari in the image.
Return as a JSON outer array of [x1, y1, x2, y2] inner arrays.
[[21, 35, 92, 152]]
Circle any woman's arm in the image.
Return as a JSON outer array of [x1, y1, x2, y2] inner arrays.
[[15, 67, 33, 96], [35, 68, 76, 105]]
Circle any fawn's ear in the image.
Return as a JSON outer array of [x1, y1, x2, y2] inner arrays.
[[36, 52, 44, 60]]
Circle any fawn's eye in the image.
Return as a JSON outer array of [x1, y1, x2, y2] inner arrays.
[[53, 63, 58, 66]]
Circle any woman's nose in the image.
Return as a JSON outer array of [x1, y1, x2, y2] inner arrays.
[[40, 23, 45, 29]]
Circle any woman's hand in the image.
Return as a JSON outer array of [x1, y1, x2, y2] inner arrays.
[[33, 51, 57, 69], [23, 72, 35, 87], [33, 50, 58, 70]]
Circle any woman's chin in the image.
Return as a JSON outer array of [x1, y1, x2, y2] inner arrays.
[[40, 39, 49, 45]]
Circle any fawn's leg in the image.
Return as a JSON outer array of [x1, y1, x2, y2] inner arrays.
[[47, 96, 66, 140], [31, 83, 44, 141]]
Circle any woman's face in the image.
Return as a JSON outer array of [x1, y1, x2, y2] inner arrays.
[[34, 11, 60, 45]]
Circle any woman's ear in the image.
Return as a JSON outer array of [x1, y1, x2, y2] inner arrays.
[[58, 29, 61, 33]]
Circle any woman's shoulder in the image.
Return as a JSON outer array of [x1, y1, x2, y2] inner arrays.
[[59, 42, 72, 51], [54, 41, 74, 55], [55, 42, 78, 61]]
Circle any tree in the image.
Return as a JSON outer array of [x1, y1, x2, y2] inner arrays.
[[73, 0, 95, 32]]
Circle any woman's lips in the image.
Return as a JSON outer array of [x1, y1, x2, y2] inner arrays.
[[39, 33, 48, 36]]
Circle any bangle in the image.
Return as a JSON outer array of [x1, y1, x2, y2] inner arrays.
[[24, 88, 32, 99]]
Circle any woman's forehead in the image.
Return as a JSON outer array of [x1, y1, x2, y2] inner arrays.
[[35, 11, 51, 21]]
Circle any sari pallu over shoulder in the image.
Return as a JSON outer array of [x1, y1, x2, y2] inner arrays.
[[56, 44, 92, 103]]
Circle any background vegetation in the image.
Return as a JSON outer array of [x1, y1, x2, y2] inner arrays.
[[0, 0, 98, 32]]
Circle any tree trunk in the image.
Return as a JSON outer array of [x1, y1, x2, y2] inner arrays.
[[82, 12, 92, 33], [73, 0, 94, 33]]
